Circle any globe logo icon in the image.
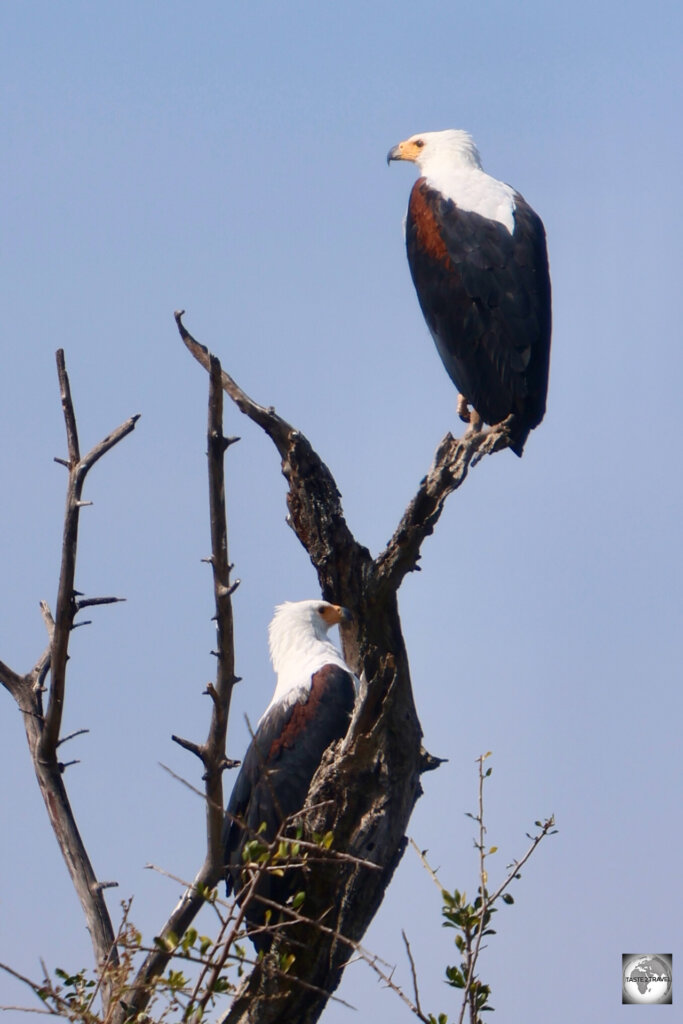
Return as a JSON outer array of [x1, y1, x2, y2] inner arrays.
[[622, 954, 672, 1004]]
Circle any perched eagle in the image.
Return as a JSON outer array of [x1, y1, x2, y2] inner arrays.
[[388, 129, 551, 456], [223, 599, 356, 949]]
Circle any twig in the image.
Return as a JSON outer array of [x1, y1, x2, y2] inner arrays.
[[457, 754, 490, 1024], [402, 930, 425, 1020], [409, 837, 445, 893], [76, 596, 126, 610], [41, 353, 139, 760], [57, 728, 90, 748], [484, 816, 556, 907]]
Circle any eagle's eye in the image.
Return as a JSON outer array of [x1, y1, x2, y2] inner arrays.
[[414, 139, 425, 148], [317, 604, 327, 615]]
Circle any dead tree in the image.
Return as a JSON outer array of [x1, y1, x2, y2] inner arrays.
[[0, 316, 516, 1024]]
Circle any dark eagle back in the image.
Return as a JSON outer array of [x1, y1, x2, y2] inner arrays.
[[406, 179, 551, 442]]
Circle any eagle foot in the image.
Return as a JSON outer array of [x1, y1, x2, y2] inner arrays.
[[464, 409, 483, 437], [457, 394, 471, 423]]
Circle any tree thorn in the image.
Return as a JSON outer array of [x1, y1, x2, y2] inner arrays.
[[171, 734, 205, 762], [419, 748, 448, 773], [58, 759, 80, 772], [57, 728, 90, 748], [53, 457, 71, 469], [203, 683, 221, 709], [217, 579, 240, 599]]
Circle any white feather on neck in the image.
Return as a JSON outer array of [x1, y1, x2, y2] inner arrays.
[[411, 130, 516, 234], [261, 601, 352, 719]]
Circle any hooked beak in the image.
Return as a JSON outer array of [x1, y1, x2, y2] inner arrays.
[[387, 143, 403, 166], [321, 603, 353, 627]]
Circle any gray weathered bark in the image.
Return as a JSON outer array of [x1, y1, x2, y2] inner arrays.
[[1, 328, 514, 1024], [0, 351, 139, 1012], [175, 313, 513, 1024]]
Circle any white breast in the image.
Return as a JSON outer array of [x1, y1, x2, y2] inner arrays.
[[425, 166, 516, 234]]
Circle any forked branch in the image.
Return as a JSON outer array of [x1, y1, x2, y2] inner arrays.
[[41, 350, 139, 761], [176, 312, 512, 1024], [0, 351, 140, 1013]]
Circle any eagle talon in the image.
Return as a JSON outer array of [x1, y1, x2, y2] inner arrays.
[[465, 408, 483, 436], [457, 394, 471, 423]]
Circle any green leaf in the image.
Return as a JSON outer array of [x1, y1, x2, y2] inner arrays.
[[501, 893, 514, 905], [279, 952, 296, 973], [446, 965, 465, 988]]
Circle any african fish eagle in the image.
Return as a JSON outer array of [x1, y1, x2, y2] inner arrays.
[[388, 129, 551, 456], [223, 599, 356, 948]]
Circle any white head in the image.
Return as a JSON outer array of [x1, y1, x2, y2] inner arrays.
[[387, 128, 516, 233], [265, 600, 353, 712], [387, 129, 483, 175]]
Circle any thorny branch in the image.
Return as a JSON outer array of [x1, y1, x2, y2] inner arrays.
[[41, 351, 139, 762], [2, 316, 521, 1024], [114, 351, 242, 1024], [0, 350, 139, 1012]]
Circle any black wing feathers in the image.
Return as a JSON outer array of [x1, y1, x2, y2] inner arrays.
[[223, 664, 355, 897], [406, 181, 551, 446]]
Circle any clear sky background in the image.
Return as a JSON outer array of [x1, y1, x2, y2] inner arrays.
[[1, 1, 681, 1021]]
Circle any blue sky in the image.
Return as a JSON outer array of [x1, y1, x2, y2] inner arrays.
[[1, 2, 682, 1021]]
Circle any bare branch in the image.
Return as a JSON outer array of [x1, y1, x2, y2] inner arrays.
[[116, 349, 240, 1024], [41, 353, 139, 761], [56, 348, 80, 465], [57, 728, 90, 748], [203, 353, 239, 866], [0, 659, 22, 695], [402, 929, 425, 1021], [372, 424, 511, 596], [75, 596, 127, 610], [175, 310, 293, 453], [0, 352, 141, 1016], [171, 734, 205, 761], [175, 311, 367, 633]]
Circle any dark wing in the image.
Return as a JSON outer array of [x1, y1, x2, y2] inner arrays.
[[223, 664, 355, 895], [406, 180, 551, 445]]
